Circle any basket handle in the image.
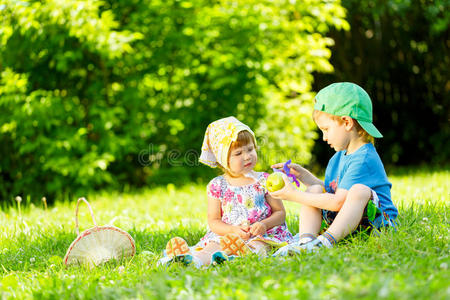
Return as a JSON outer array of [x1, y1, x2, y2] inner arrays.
[[75, 197, 98, 236]]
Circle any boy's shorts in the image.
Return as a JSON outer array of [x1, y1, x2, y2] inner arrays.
[[321, 190, 395, 233]]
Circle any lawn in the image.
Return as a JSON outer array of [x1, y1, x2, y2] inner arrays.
[[0, 168, 449, 299]]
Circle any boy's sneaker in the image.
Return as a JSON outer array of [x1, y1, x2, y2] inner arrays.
[[220, 233, 252, 256], [298, 238, 324, 252], [272, 244, 303, 257], [272, 238, 324, 257]]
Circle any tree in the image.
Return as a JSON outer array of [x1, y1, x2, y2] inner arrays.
[[0, 0, 348, 202]]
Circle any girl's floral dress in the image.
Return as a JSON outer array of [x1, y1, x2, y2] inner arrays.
[[195, 172, 293, 249]]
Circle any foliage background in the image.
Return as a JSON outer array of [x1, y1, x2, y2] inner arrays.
[[0, 0, 348, 202], [0, 0, 448, 203], [312, 0, 449, 167]]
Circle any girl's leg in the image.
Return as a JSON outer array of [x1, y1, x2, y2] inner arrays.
[[192, 242, 221, 265], [326, 184, 371, 242], [247, 240, 270, 257], [298, 184, 324, 239]]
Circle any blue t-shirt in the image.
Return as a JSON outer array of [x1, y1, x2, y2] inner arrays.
[[324, 143, 398, 220]]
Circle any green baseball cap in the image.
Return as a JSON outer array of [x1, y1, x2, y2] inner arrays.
[[314, 82, 383, 138]]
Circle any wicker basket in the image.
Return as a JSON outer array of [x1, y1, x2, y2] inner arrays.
[[64, 197, 136, 267]]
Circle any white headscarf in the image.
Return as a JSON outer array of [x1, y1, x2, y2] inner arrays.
[[199, 116, 256, 169]]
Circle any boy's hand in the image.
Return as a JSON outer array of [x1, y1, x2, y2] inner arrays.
[[233, 225, 251, 240], [249, 222, 267, 237], [271, 162, 305, 180], [268, 173, 296, 201]]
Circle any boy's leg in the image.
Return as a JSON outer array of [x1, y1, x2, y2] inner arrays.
[[298, 184, 324, 242], [274, 184, 373, 254], [326, 184, 372, 242]]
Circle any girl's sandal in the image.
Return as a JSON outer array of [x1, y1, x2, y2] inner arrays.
[[220, 233, 251, 256], [211, 251, 237, 266], [165, 237, 190, 258], [157, 253, 199, 268]]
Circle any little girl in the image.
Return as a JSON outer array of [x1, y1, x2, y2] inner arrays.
[[159, 116, 292, 268]]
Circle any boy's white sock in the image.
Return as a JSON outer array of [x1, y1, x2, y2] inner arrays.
[[317, 231, 337, 248], [317, 235, 332, 248]]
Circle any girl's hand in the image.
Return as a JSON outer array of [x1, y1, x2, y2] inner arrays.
[[268, 173, 296, 200], [233, 225, 251, 240], [240, 221, 250, 232], [249, 222, 267, 237], [271, 162, 305, 179]]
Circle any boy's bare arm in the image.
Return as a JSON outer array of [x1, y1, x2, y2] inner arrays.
[[285, 189, 347, 211], [297, 167, 324, 187], [268, 174, 347, 211], [271, 162, 324, 187]]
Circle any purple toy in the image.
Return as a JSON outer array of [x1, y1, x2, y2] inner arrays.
[[272, 159, 300, 187]]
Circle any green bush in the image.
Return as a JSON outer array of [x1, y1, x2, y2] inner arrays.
[[0, 0, 348, 202]]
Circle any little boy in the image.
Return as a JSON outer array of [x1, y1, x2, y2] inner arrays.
[[270, 82, 398, 253]]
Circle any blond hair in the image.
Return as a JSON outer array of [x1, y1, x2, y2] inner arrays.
[[313, 110, 374, 144], [217, 130, 256, 177]]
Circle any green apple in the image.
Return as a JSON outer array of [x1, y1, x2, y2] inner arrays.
[[266, 172, 285, 192]]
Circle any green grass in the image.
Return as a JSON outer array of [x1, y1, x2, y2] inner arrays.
[[1, 169, 449, 299]]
